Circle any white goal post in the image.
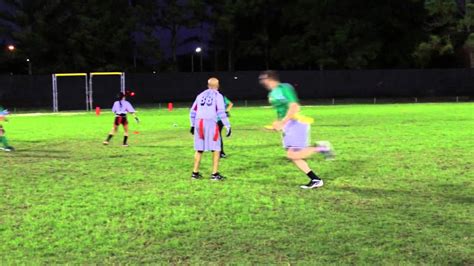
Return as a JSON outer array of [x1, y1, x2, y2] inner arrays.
[[89, 72, 125, 109], [52, 73, 90, 112], [51, 72, 125, 112]]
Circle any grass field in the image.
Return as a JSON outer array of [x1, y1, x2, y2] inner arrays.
[[1, 103, 473, 264]]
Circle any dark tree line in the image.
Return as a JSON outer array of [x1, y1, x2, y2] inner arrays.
[[0, 0, 473, 74]]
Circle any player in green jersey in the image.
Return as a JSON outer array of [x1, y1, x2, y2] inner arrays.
[[217, 92, 234, 158], [0, 107, 15, 152], [259, 70, 334, 189]]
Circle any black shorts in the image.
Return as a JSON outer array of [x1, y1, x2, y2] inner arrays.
[[114, 115, 128, 126]]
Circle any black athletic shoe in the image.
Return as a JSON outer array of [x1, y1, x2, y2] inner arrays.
[[220, 152, 227, 158], [191, 172, 203, 180], [1, 146, 14, 152], [300, 179, 324, 189], [211, 173, 225, 181]]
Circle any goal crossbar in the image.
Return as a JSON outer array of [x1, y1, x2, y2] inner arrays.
[[52, 73, 89, 112], [89, 72, 126, 110]]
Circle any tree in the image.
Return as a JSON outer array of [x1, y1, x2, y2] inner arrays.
[[0, 0, 146, 73], [413, 0, 472, 68], [459, 2, 474, 67], [209, 0, 246, 71], [139, 0, 205, 71]]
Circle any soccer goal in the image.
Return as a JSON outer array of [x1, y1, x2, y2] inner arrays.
[[89, 72, 125, 109], [52, 73, 90, 112]]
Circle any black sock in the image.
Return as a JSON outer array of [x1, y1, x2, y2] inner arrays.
[[193, 172, 199, 175], [212, 172, 219, 176], [123, 136, 128, 145], [106, 134, 113, 142], [306, 170, 320, 181]]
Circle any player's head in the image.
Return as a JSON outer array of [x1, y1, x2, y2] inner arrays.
[[259, 70, 280, 90], [208, 77, 220, 90], [117, 92, 126, 101]]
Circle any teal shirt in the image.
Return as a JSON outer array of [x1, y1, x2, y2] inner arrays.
[[218, 96, 232, 122]]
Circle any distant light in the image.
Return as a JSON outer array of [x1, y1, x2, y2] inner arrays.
[[195, 47, 202, 53], [153, 71, 157, 74], [130, 92, 135, 97], [234, 76, 238, 80], [26, 58, 30, 62], [7, 45, 15, 51]]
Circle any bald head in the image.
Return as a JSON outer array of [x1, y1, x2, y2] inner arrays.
[[208, 77, 220, 90]]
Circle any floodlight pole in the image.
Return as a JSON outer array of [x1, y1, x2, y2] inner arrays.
[[200, 53, 203, 72], [27, 59, 32, 75]]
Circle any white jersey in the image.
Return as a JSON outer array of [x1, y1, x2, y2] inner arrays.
[[190, 89, 230, 127]]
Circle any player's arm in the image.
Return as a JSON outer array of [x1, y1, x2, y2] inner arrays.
[[225, 97, 234, 113], [273, 103, 300, 131], [189, 98, 199, 135], [126, 102, 140, 123], [281, 103, 300, 125]]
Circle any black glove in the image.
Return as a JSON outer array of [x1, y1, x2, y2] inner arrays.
[[135, 117, 140, 123], [226, 127, 232, 137], [190, 126, 195, 135], [226, 111, 230, 118]]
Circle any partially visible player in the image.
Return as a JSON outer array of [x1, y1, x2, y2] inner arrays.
[[0, 108, 14, 152], [216, 91, 233, 158], [103, 92, 140, 147], [259, 70, 334, 189], [190, 78, 231, 181]]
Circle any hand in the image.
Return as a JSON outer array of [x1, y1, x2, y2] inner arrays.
[[190, 126, 195, 135], [134, 117, 140, 123], [225, 111, 230, 118], [225, 127, 232, 137], [272, 120, 285, 131]]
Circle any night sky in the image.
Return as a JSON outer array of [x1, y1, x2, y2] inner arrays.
[[0, 1, 212, 59]]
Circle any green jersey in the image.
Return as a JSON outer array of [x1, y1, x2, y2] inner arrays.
[[268, 83, 299, 119], [224, 96, 232, 108]]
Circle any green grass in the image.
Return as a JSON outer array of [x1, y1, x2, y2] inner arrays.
[[1, 103, 473, 264]]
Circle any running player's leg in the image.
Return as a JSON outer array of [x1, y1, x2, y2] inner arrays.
[[288, 151, 324, 189], [0, 126, 8, 147], [284, 121, 324, 189], [0, 126, 13, 151], [286, 144, 332, 160]]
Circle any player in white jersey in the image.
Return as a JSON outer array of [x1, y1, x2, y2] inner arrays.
[[103, 92, 139, 147], [189, 78, 231, 181]]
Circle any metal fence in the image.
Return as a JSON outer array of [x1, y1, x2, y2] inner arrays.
[[0, 69, 473, 111]]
